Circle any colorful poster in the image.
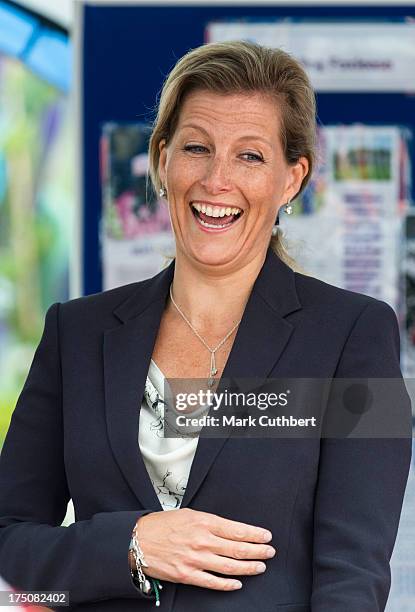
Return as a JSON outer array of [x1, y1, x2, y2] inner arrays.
[[285, 125, 408, 313], [100, 123, 174, 290]]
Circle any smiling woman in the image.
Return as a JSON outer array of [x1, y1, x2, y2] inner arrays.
[[149, 42, 316, 273], [155, 90, 308, 271], [0, 40, 411, 612]]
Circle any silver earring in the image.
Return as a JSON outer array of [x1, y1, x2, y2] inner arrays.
[[284, 199, 293, 215], [159, 186, 167, 198]]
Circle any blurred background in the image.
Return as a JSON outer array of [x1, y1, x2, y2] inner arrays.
[[0, 1, 415, 609], [0, 0, 72, 446]]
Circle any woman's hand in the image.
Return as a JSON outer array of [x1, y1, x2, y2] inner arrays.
[[133, 508, 276, 591]]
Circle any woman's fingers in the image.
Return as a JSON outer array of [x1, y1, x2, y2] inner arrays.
[[205, 512, 273, 544], [183, 569, 243, 591], [205, 533, 276, 561], [200, 552, 268, 576]]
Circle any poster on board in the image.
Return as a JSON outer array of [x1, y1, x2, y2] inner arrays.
[[281, 125, 408, 312], [100, 122, 174, 290]]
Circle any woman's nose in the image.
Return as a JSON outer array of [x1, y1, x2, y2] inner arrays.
[[199, 155, 233, 193]]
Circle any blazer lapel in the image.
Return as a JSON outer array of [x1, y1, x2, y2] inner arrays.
[[104, 261, 175, 510], [104, 248, 302, 510]]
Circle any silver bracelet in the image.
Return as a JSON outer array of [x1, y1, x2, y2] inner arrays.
[[129, 525, 162, 606]]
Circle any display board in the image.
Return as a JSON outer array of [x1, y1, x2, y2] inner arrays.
[[77, 2, 415, 296]]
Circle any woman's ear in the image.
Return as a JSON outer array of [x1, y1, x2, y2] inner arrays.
[[158, 139, 167, 186], [284, 156, 309, 202]]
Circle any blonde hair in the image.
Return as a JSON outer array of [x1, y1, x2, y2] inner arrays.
[[147, 40, 317, 272]]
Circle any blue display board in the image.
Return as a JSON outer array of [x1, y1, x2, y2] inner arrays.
[[80, 2, 415, 296]]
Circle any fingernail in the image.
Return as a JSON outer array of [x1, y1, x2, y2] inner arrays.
[[233, 581, 242, 589], [256, 563, 266, 573], [266, 547, 276, 558], [262, 531, 272, 542]]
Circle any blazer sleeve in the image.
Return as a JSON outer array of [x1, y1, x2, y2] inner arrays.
[[311, 299, 412, 611], [0, 302, 156, 606]]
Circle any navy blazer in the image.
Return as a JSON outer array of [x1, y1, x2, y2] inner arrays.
[[0, 247, 411, 612]]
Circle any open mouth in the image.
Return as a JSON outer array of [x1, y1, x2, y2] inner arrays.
[[191, 202, 243, 230]]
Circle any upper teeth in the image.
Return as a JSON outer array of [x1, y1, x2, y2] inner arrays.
[[192, 203, 242, 218]]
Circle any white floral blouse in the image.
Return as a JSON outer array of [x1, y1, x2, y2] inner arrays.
[[138, 359, 200, 511]]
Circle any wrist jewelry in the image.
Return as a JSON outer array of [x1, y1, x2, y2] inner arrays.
[[129, 526, 163, 607]]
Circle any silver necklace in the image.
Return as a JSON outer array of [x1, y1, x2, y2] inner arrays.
[[169, 284, 241, 387]]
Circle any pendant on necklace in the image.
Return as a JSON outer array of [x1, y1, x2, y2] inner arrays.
[[208, 352, 218, 387]]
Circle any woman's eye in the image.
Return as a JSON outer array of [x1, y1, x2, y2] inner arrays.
[[183, 145, 207, 153], [241, 152, 264, 162]]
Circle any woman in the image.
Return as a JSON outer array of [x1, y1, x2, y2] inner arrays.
[[0, 41, 411, 612]]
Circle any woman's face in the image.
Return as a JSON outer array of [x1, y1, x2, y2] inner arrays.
[[158, 89, 309, 270]]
